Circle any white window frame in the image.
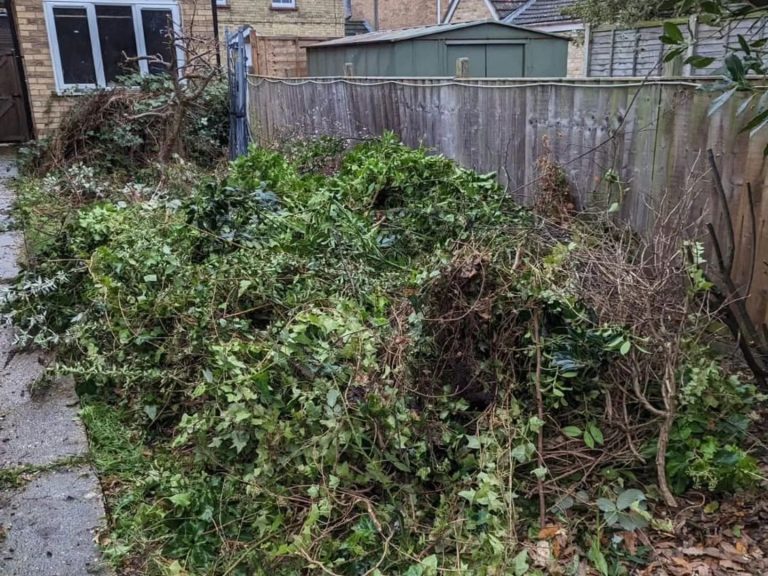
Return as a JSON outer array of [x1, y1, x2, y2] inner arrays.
[[44, 0, 184, 94], [271, 0, 296, 9]]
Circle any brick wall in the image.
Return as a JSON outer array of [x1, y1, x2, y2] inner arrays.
[[350, 0, 437, 30], [11, 0, 214, 137], [217, 0, 344, 42], [448, 0, 492, 23], [566, 37, 584, 77]]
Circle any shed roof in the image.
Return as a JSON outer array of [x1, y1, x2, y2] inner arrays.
[[309, 20, 567, 48]]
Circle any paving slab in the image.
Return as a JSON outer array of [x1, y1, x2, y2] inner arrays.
[[0, 467, 110, 576], [0, 147, 18, 180], [0, 190, 12, 220], [0, 147, 17, 228], [0, 148, 112, 575], [0, 377, 87, 468], [0, 185, 13, 217], [0, 232, 22, 281], [0, 350, 49, 411], [0, 325, 14, 368]]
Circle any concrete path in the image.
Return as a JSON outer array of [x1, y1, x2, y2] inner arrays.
[[0, 147, 112, 575]]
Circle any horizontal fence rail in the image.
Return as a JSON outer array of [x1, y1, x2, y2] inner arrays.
[[248, 75, 768, 325]]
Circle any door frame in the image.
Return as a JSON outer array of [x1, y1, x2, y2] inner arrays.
[[2, 0, 34, 141]]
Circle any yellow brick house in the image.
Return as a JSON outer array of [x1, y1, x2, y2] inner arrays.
[[215, 0, 345, 77], [348, 0, 438, 32], [0, 0, 215, 141]]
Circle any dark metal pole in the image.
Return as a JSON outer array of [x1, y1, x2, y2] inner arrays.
[[211, 0, 221, 68], [373, 0, 379, 30]]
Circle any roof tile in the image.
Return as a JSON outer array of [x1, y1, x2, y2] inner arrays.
[[490, 1, 530, 18], [493, 0, 580, 26]]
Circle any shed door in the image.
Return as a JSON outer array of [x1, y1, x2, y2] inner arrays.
[[446, 44, 486, 77], [486, 45, 524, 77], [446, 44, 525, 78], [0, 11, 31, 142]]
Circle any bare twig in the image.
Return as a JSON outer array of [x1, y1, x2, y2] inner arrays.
[[532, 311, 546, 527], [707, 149, 735, 276]]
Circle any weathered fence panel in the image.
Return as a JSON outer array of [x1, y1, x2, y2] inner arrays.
[[248, 76, 768, 325], [586, 16, 768, 77]]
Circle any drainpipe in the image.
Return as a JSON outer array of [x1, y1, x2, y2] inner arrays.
[[373, 0, 379, 30], [437, 0, 441, 24], [211, 0, 221, 67]]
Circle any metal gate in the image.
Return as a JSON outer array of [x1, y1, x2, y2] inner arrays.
[[227, 27, 251, 160], [0, 8, 31, 142]]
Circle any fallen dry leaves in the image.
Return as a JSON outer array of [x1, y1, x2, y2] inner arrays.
[[642, 490, 768, 575]]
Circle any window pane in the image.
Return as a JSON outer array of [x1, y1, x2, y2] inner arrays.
[[96, 5, 138, 84], [141, 9, 174, 75], [52, 7, 96, 85]]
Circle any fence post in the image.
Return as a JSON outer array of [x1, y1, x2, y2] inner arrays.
[[662, 47, 683, 76], [455, 57, 469, 78], [683, 14, 699, 76], [608, 28, 615, 76], [583, 23, 591, 77], [344, 62, 355, 77]]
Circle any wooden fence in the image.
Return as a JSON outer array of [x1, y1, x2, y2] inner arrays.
[[585, 16, 768, 77], [250, 36, 332, 78], [248, 76, 768, 325]]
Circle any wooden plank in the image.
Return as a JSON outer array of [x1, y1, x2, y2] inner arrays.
[[608, 28, 616, 76], [0, 53, 30, 142], [583, 24, 591, 77]]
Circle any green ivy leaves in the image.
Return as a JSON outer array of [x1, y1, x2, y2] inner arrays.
[[562, 422, 604, 449], [596, 488, 651, 532]]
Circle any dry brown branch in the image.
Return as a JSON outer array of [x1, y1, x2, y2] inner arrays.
[[532, 311, 547, 527], [657, 361, 679, 508], [703, 150, 768, 388]]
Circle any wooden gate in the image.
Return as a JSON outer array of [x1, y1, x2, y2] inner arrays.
[[0, 9, 31, 142]]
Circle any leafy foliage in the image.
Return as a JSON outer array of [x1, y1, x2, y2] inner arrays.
[[660, 9, 768, 146], [19, 73, 229, 176], [566, 0, 682, 26], [4, 135, 762, 575], [570, 0, 768, 151], [667, 357, 762, 492]]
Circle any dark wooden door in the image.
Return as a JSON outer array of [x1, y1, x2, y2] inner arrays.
[[0, 11, 31, 142]]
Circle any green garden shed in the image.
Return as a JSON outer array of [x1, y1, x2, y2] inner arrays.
[[307, 20, 569, 78]]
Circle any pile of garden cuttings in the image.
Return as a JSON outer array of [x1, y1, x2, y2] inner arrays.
[[20, 73, 229, 176], [5, 134, 767, 576]]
